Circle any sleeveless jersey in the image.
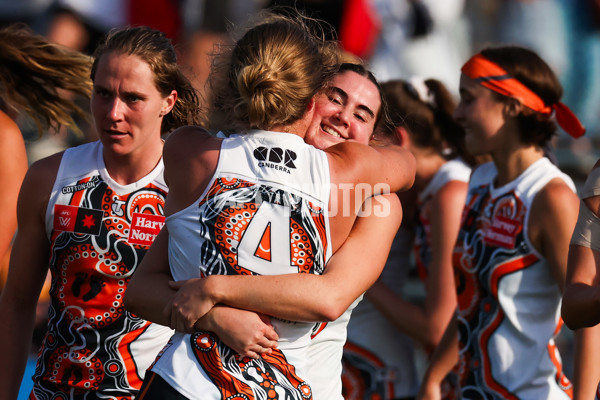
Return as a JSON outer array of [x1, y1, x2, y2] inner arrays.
[[454, 157, 573, 399], [32, 141, 173, 399], [151, 130, 332, 400], [415, 158, 471, 282], [342, 226, 419, 399], [308, 296, 362, 400]]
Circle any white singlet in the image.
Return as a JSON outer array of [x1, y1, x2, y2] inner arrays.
[[151, 130, 333, 399]]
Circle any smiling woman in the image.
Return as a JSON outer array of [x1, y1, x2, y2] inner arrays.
[[418, 46, 583, 400], [304, 63, 384, 149], [0, 26, 203, 399]]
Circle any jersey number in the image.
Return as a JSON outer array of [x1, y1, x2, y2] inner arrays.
[[237, 202, 298, 275]]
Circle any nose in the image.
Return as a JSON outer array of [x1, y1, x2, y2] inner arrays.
[[453, 102, 464, 122], [335, 108, 351, 127], [107, 97, 125, 121]]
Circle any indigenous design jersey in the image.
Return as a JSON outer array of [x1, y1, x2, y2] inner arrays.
[[32, 141, 173, 399], [414, 159, 471, 282], [151, 130, 332, 400], [454, 158, 573, 399], [341, 227, 419, 400]]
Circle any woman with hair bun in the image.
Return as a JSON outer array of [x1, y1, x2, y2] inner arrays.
[[419, 46, 583, 400], [126, 12, 415, 400]]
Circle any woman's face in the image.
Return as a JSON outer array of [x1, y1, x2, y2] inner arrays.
[[91, 51, 176, 158], [454, 73, 508, 157], [305, 71, 381, 149]]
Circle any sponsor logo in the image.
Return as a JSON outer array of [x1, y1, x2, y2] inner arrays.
[[253, 146, 297, 174], [61, 179, 98, 194], [484, 215, 519, 248], [128, 213, 165, 246], [54, 204, 104, 235]]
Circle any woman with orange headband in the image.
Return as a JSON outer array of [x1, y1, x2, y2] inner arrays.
[[418, 46, 582, 400]]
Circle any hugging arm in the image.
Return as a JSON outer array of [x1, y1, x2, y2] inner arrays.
[[167, 194, 402, 329]]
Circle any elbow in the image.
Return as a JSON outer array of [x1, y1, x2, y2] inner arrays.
[[123, 282, 141, 316], [560, 300, 586, 330], [420, 325, 446, 351], [316, 300, 348, 322]]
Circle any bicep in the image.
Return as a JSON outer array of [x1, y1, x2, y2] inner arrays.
[[533, 181, 579, 291], [2, 163, 54, 307], [0, 119, 28, 262], [322, 195, 403, 297], [425, 182, 466, 310]]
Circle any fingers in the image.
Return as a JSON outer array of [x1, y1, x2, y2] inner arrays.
[[241, 343, 274, 360], [256, 335, 278, 350]]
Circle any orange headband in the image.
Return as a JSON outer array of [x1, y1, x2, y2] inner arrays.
[[461, 54, 585, 138]]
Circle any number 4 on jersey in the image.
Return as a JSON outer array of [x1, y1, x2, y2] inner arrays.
[[237, 202, 298, 275]]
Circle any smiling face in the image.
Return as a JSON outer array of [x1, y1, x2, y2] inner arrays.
[[305, 70, 381, 149], [454, 73, 509, 157], [91, 51, 176, 159]]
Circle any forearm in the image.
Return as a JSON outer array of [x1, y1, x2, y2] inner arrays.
[[0, 300, 37, 399], [206, 273, 349, 322], [420, 316, 459, 391], [573, 325, 600, 400], [366, 281, 450, 349], [562, 245, 600, 329], [125, 269, 175, 326], [562, 283, 600, 329]]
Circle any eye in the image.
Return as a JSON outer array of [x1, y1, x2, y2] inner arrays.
[[328, 94, 343, 105], [355, 113, 367, 123], [125, 94, 142, 103], [95, 88, 111, 98]]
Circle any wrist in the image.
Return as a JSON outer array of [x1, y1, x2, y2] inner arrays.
[[204, 275, 225, 305]]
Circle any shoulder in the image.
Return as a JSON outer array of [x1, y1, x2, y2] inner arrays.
[[533, 177, 578, 211], [0, 111, 23, 146], [19, 151, 64, 216], [163, 126, 222, 175], [434, 179, 468, 206], [164, 126, 221, 160], [530, 177, 579, 234]]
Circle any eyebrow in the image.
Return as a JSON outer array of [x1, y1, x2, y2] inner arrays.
[[331, 87, 375, 120]]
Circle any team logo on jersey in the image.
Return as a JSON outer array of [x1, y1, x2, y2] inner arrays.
[[128, 212, 165, 246], [253, 146, 297, 174], [54, 204, 104, 235]]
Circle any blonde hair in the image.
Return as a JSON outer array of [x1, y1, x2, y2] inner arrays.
[[209, 11, 340, 133], [0, 24, 93, 135]]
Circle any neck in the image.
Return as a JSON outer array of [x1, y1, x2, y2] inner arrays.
[[103, 141, 164, 186], [492, 145, 544, 187]]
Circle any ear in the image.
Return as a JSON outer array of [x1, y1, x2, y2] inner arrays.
[[394, 126, 412, 149], [160, 90, 178, 117], [504, 97, 523, 118], [306, 97, 315, 112]]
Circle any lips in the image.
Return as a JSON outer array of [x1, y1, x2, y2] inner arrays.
[[320, 124, 342, 138], [105, 128, 128, 137]]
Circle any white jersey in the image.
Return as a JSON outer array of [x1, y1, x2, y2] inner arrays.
[[308, 296, 362, 400], [342, 226, 419, 399], [151, 130, 332, 399], [33, 141, 172, 399], [415, 158, 471, 281], [454, 157, 573, 399]]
